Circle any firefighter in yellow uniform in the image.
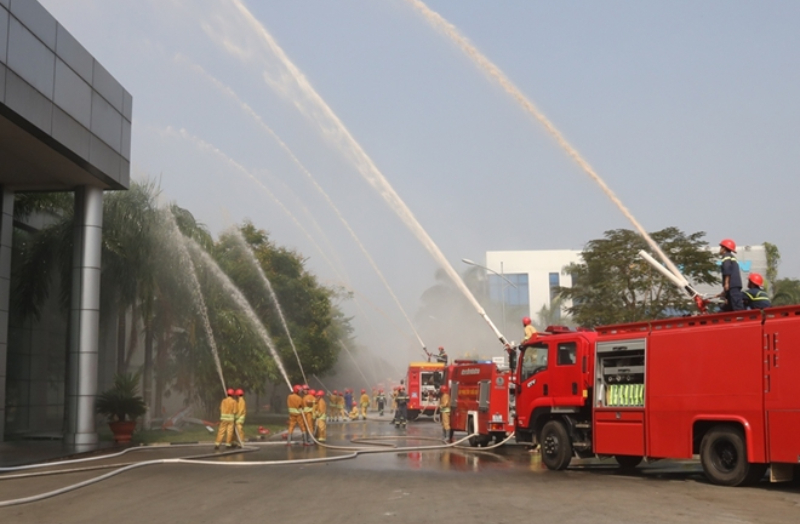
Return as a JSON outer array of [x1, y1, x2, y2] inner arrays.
[[439, 385, 452, 442], [302, 386, 316, 446], [215, 388, 237, 450], [286, 385, 304, 445], [233, 388, 246, 446], [359, 389, 370, 420], [314, 390, 327, 443], [348, 401, 360, 420]]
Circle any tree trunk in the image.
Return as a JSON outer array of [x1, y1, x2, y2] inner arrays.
[[143, 320, 153, 429], [124, 303, 140, 369], [117, 305, 127, 375], [154, 330, 167, 419]]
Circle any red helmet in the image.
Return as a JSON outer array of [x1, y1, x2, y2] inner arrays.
[[302, 384, 309, 390], [361, 389, 366, 393], [235, 388, 244, 396], [438, 346, 444, 351], [379, 389, 384, 393], [720, 239, 737, 253], [522, 316, 532, 326], [333, 390, 338, 395], [749, 273, 764, 287], [293, 385, 302, 393], [315, 390, 324, 397], [309, 389, 316, 396], [227, 388, 235, 396], [440, 385, 449, 393]]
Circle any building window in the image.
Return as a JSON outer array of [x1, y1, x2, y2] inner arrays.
[[489, 273, 529, 307], [549, 272, 561, 320]]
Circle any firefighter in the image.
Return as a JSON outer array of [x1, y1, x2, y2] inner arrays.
[[302, 386, 316, 445], [233, 388, 246, 446], [286, 384, 304, 445], [743, 272, 771, 310], [521, 316, 537, 343], [214, 388, 237, 450], [344, 389, 353, 414], [348, 401, 360, 420], [314, 390, 327, 443], [394, 386, 409, 428], [360, 389, 370, 420], [435, 346, 448, 365], [439, 385, 453, 442], [375, 389, 386, 416], [718, 239, 744, 311]]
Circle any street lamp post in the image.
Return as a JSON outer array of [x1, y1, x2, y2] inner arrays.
[[462, 258, 516, 336]]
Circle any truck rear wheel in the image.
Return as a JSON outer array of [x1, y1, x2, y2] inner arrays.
[[407, 410, 419, 421], [540, 420, 572, 471], [700, 425, 765, 486]]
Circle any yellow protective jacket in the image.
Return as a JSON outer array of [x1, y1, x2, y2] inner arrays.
[[303, 394, 316, 414], [235, 397, 247, 424], [439, 393, 451, 413], [315, 398, 327, 420], [287, 393, 303, 415], [219, 396, 237, 422], [360, 393, 370, 407]]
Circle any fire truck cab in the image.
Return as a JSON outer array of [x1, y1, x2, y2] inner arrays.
[[405, 361, 447, 420], [449, 360, 515, 447], [513, 307, 800, 486]]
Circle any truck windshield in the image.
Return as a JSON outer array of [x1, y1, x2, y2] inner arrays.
[[520, 342, 548, 381]]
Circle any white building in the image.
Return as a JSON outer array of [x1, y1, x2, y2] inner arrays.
[[484, 250, 582, 327]]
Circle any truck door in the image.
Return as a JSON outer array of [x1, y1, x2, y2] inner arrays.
[[549, 340, 582, 406], [518, 342, 550, 413], [763, 314, 800, 464]]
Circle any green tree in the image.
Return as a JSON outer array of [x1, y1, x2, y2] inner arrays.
[[772, 278, 800, 306], [763, 241, 781, 288], [559, 228, 719, 326]]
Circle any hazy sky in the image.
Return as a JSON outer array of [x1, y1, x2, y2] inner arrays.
[[40, 0, 800, 367]]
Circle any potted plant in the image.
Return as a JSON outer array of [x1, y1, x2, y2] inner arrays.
[[96, 372, 147, 443]]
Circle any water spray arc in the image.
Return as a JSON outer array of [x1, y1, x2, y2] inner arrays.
[[185, 238, 293, 390], [164, 209, 226, 393], [180, 61, 429, 356], [339, 341, 372, 390], [406, 0, 687, 284], [228, 0, 509, 346], [231, 228, 307, 384]]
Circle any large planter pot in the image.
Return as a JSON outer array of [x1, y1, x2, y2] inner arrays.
[[108, 420, 137, 443]]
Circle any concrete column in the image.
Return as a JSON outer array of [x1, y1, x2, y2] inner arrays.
[[64, 186, 103, 450], [0, 188, 13, 442]]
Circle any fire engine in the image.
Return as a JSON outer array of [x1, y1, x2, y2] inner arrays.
[[449, 360, 515, 447], [511, 306, 800, 486], [405, 361, 447, 420]]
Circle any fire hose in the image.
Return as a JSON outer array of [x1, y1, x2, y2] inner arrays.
[[0, 420, 496, 508]]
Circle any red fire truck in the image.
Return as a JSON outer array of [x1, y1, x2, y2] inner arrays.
[[405, 361, 447, 420], [449, 360, 515, 447], [511, 306, 800, 486]]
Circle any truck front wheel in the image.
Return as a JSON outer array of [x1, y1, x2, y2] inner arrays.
[[540, 420, 572, 471], [700, 425, 765, 486]]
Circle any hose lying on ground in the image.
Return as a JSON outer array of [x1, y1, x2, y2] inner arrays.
[[0, 415, 512, 508]]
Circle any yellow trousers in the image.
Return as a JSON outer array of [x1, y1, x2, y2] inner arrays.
[[235, 423, 244, 443], [440, 411, 451, 431], [287, 413, 304, 437], [215, 420, 234, 446], [316, 419, 327, 442], [360, 404, 368, 419]]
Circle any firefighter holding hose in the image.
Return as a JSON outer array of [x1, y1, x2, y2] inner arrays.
[[286, 385, 304, 445], [314, 390, 327, 443], [214, 388, 237, 450], [743, 272, 771, 310], [233, 388, 246, 446], [303, 386, 316, 446]]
